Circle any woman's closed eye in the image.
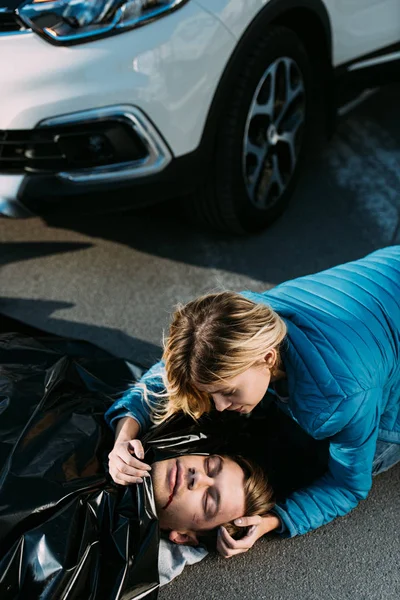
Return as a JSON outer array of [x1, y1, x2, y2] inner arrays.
[[221, 389, 236, 397]]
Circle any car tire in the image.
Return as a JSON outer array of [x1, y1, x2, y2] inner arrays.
[[184, 25, 323, 234]]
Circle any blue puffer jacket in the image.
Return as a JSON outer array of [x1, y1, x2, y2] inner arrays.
[[105, 246, 400, 537]]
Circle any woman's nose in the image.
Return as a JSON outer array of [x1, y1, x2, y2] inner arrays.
[[213, 395, 232, 412]]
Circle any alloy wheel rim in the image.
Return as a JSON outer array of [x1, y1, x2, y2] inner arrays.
[[243, 57, 306, 210]]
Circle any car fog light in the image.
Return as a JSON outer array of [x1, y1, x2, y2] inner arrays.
[[54, 120, 148, 168], [57, 132, 116, 166]]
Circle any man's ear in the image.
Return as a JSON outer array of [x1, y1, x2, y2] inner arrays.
[[169, 530, 199, 546]]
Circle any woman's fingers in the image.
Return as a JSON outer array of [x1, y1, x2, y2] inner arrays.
[[216, 515, 266, 558], [113, 473, 146, 485], [216, 535, 250, 558], [219, 526, 251, 550], [112, 455, 151, 480], [109, 465, 145, 485], [109, 462, 149, 484], [234, 515, 263, 527], [217, 525, 259, 558], [108, 439, 151, 485], [234, 515, 262, 527], [217, 538, 245, 558], [120, 445, 152, 471], [128, 439, 145, 460]]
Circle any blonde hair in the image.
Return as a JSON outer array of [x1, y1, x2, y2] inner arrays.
[[149, 291, 286, 424]]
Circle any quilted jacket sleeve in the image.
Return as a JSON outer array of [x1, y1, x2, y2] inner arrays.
[[104, 360, 166, 434], [272, 388, 382, 537]]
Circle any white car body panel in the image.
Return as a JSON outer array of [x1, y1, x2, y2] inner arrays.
[[0, 2, 236, 157], [0, 0, 397, 160], [0, 0, 399, 215], [196, 0, 400, 66], [326, 0, 400, 65]]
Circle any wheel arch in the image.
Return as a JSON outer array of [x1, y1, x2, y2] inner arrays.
[[198, 0, 335, 159]]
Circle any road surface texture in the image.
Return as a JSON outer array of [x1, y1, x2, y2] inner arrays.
[[1, 85, 399, 600]]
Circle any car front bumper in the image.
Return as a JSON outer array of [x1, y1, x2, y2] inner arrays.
[[0, 1, 235, 216]]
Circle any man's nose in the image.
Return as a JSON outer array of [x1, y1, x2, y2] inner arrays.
[[213, 395, 232, 412], [190, 469, 213, 489]]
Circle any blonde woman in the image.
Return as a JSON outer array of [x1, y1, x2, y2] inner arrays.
[[106, 246, 400, 558]]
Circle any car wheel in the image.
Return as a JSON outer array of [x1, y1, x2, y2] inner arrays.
[[186, 26, 321, 234]]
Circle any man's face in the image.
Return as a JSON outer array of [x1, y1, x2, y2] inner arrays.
[[151, 454, 246, 545]]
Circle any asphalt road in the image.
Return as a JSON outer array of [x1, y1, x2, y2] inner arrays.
[[1, 85, 400, 600]]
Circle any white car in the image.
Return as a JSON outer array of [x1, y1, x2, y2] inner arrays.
[[0, 0, 399, 233]]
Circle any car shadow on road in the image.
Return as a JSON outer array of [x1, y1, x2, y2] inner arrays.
[[1, 86, 396, 286], [0, 241, 93, 267], [0, 297, 162, 367], [40, 85, 400, 283], [43, 161, 376, 285]]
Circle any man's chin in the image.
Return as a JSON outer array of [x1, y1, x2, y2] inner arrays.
[[149, 460, 168, 515], [149, 460, 183, 532]]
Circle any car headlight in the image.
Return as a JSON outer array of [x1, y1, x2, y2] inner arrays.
[[18, 0, 190, 44]]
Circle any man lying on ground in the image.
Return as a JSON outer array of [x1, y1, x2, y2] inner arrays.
[[147, 451, 274, 547], [0, 325, 274, 599]]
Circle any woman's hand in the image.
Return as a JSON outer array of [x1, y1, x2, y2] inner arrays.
[[108, 438, 152, 486], [217, 514, 280, 559], [108, 416, 151, 485]]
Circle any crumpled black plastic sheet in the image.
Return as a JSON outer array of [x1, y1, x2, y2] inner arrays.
[[0, 317, 266, 600], [0, 317, 162, 600], [0, 315, 329, 600]]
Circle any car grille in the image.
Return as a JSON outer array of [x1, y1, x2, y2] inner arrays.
[[0, 130, 66, 172], [0, 10, 26, 33]]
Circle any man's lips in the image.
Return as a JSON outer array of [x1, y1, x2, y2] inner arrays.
[[173, 459, 184, 497], [162, 459, 182, 510], [170, 461, 178, 496]]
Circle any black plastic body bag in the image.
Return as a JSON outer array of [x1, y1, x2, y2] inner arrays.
[[0, 315, 329, 600]]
